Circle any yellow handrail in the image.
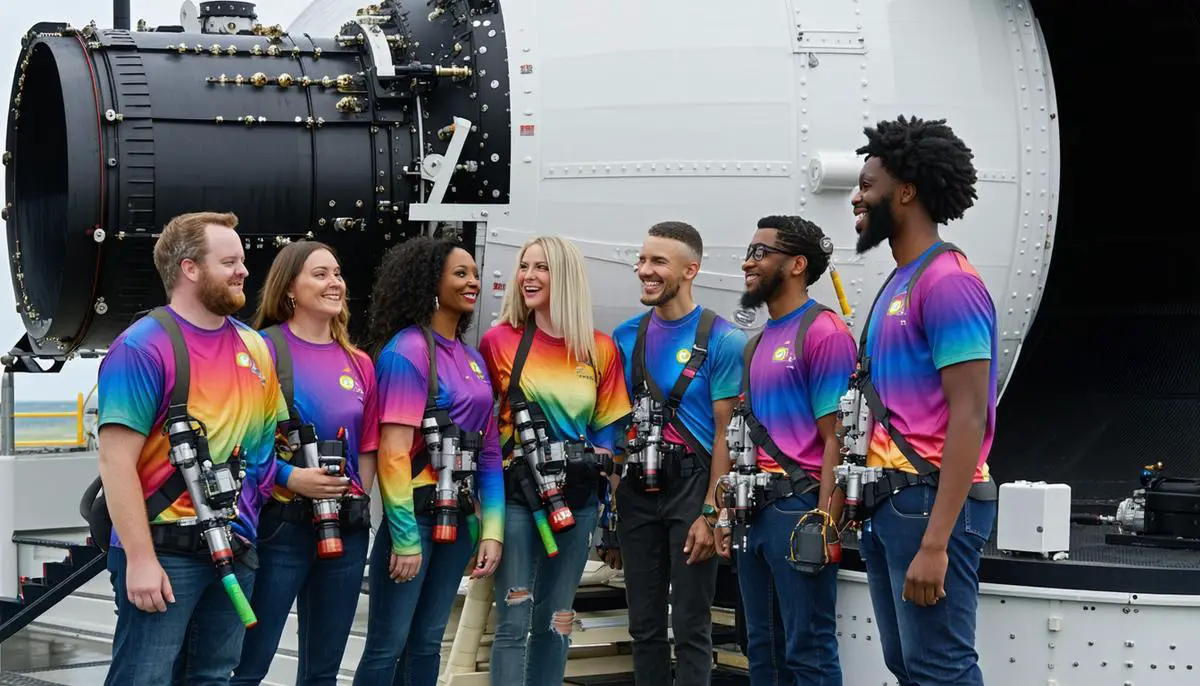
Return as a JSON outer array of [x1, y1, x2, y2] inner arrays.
[[13, 392, 87, 448]]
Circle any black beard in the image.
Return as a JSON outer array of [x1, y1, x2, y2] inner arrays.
[[640, 277, 680, 307], [855, 193, 898, 254], [739, 264, 785, 310]]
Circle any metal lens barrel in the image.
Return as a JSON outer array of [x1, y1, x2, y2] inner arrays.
[[433, 434, 460, 544], [4, 1, 510, 357], [314, 438, 346, 559]]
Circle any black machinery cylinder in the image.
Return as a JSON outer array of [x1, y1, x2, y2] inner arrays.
[[4, 1, 511, 357]]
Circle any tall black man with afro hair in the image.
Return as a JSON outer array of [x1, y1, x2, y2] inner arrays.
[[848, 115, 999, 686]]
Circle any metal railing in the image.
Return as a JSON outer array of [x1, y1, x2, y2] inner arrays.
[[12, 393, 87, 448]]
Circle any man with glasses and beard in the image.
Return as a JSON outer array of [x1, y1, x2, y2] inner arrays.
[[849, 115, 999, 686], [713, 215, 855, 685], [608, 221, 747, 685], [96, 211, 288, 685]]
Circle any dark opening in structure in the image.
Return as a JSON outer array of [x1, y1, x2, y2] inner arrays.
[[9, 43, 69, 335], [993, 0, 1200, 507]]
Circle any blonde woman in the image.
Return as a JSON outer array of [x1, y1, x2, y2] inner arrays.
[[478, 236, 632, 686]]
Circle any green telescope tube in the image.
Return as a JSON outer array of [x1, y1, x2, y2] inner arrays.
[[221, 571, 258, 628], [532, 508, 558, 557]]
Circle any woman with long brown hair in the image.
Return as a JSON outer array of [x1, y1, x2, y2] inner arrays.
[[231, 240, 380, 685]]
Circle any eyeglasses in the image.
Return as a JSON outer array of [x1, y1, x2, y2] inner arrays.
[[745, 242, 797, 262]]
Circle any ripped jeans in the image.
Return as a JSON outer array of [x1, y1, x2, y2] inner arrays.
[[489, 495, 598, 686]]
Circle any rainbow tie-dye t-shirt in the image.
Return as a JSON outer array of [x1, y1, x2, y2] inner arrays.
[[611, 305, 746, 453], [746, 300, 857, 476], [478, 323, 632, 467], [96, 307, 289, 545], [862, 243, 999, 482], [374, 326, 504, 556], [261, 323, 380, 502]]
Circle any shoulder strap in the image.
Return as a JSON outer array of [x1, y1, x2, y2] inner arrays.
[[858, 241, 963, 349], [632, 308, 717, 461], [144, 307, 192, 520], [500, 321, 541, 456], [261, 324, 296, 422], [741, 302, 832, 489], [421, 326, 439, 412], [506, 319, 539, 408], [856, 242, 964, 477]]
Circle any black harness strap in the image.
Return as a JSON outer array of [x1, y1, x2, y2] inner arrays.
[[630, 307, 716, 462], [421, 327, 440, 413], [740, 302, 832, 494], [261, 325, 297, 423], [501, 321, 541, 455], [855, 242, 962, 478], [143, 307, 192, 521]]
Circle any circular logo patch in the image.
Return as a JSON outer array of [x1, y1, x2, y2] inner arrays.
[[236, 352, 251, 368], [675, 348, 691, 364], [469, 360, 485, 381], [772, 346, 789, 362], [339, 375, 355, 390]]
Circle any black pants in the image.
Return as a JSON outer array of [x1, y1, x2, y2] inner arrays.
[[617, 467, 718, 686]]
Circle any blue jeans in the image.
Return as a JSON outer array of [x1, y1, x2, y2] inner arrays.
[[735, 491, 841, 686], [353, 513, 478, 685], [859, 484, 997, 686], [490, 496, 598, 686], [104, 545, 257, 686], [230, 510, 370, 685]]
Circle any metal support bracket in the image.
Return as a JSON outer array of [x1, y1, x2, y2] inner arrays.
[[356, 21, 395, 78], [424, 116, 472, 207]]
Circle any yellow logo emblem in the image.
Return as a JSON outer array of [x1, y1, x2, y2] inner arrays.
[[469, 360, 485, 381], [339, 375, 355, 390], [772, 346, 789, 362], [236, 352, 251, 368], [887, 295, 905, 316], [675, 348, 691, 364]]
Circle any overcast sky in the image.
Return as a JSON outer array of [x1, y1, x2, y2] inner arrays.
[[0, 0, 301, 401]]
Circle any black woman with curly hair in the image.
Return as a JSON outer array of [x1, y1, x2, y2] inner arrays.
[[850, 114, 998, 686], [353, 236, 504, 685]]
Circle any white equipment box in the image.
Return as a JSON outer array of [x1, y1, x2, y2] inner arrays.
[[996, 481, 1072, 556]]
